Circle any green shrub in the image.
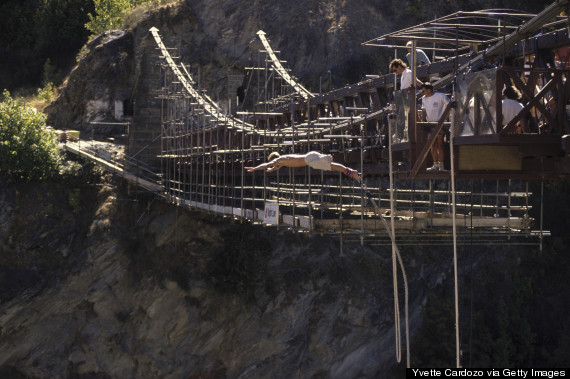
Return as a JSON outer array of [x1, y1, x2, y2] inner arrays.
[[86, 0, 153, 36], [36, 82, 57, 103], [85, 0, 179, 36], [86, 0, 131, 35], [0, 90, 61, 181], [41, 59, 60, 86], [58, 159, 104, 185]]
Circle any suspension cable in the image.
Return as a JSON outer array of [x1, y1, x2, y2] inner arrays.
[[388, 113, 401, 363], [450, 83, 461, 368]]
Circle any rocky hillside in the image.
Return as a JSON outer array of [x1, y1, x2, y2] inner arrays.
[[3, 169, 570, 376], [1, 170, 449, 377]]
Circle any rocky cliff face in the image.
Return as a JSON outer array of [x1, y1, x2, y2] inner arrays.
[[45, 30, 135, 130], [0, 173, 447, 377], [45, 0, 394, 130]]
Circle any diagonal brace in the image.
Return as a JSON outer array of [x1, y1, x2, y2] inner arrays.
[[500, 78, 555, 134]]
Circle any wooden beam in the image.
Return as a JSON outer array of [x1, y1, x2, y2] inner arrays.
[[503, 67, 553, 127]]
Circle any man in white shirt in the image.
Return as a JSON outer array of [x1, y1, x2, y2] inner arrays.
[[502, 85, 525, 133], [390, 59, 422, 90], [420, 82, 450, 171]]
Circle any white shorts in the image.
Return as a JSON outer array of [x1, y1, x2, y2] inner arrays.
[[304, 152, 332, 171]]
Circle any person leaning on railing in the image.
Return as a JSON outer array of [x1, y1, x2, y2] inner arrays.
[[245, 151, 362, 183], [389, 58, 423, 91]]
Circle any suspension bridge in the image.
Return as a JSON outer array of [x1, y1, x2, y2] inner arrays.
[[59, 0, 570, 368], [63, 1, 569, 246]]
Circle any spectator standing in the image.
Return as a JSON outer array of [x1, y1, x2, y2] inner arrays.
[[390, 59, 422, 90], [420, 83, 450, 171]]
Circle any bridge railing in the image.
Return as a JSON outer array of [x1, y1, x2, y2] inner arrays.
[[67, 140, 163, 191]]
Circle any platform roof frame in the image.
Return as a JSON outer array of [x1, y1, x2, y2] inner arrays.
[[362, 9, 539, 53]]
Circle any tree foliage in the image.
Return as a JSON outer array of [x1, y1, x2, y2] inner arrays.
[[0, 0, 94, 90], [34, 0, 94, 68], [85, 0, 152, 36], [0, 90, 61, 181], [85, 0, 131, 35]]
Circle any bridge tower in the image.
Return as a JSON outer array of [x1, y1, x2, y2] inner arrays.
[[128, 34, 163, 170]]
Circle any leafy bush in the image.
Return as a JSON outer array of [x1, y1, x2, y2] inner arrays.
[[0, 90, 61, 181], [85, 0, 155, 36], [85, 0, 131, 35], [0, 0, 94, 90], [85, 0, 180, 36], [36, 82, 57, 103], [58, 159, 104, 186]]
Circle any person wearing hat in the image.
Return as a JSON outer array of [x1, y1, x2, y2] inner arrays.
[[405, 41, 431, 67]]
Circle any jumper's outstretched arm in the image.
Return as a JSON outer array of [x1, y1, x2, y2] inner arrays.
[[331, 162, 362, 183], [245, 159, 278, 172], [245, 155, 306, 173]]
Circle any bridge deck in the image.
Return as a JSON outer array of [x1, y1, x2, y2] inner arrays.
[[61, 136, 539, 242]]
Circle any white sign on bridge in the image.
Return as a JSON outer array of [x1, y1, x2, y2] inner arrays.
[[264, 201, 279, 225]]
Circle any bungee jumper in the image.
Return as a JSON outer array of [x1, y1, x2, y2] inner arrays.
[[245, 151, 362, 183]]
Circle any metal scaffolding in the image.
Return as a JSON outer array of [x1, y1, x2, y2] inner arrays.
[[151, 28, 544, 245]]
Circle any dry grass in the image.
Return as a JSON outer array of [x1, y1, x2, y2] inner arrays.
[[22, 96, 49, 113], [18, 84, 58, 113]]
